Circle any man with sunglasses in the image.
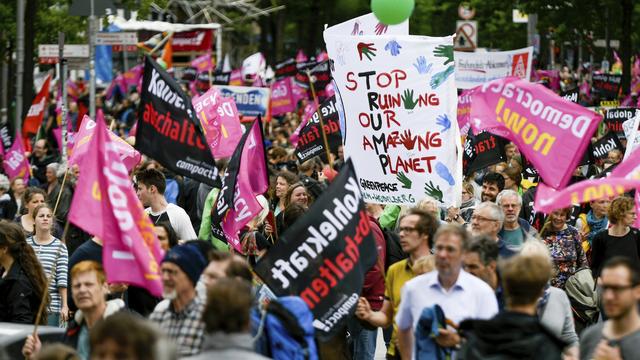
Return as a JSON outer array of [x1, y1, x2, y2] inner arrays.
[[580, 257, 640, 360]]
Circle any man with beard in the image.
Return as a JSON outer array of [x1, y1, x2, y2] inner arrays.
[[480, 172, 504, 203], [150, 243, 208, 357], [580, 257, 640, 359]]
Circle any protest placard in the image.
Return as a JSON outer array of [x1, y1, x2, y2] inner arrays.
[[325, 14, 461, 206], [470, 77, 601, 189], [455, 47, 533, 89], [254, 159, 377, 340]]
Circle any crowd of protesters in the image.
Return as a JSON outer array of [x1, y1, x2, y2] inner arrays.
[[0, 49, 638, 360]]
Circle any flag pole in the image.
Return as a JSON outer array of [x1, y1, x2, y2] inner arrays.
[[149, 32, 174, 56], [52, 169, 70, 217], [305, 70, 334, 169]]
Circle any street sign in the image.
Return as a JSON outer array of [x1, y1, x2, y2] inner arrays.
[[38, 44, 89, 63], [458, 3, 475, 20], [95, 32, 138, 45], [455, 20, 477, 51]]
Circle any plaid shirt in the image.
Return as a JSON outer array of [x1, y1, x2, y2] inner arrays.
[[149, 296, 206, 357]]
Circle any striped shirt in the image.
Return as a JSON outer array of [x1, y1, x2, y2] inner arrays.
[[27, 236, 68, 313]]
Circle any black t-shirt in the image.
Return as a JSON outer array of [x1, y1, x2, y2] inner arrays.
[[590, 228, 640, 277]]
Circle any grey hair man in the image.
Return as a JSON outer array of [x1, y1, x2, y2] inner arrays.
[[496, 190, 538, 254]]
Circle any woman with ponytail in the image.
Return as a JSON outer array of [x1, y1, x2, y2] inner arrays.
[[27, 204, 69, 327], [0, 220, 49, 324]]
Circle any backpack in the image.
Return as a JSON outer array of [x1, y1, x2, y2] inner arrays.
[[383, 228, 408, 270], [251, 296, 318, 360], [564, 267, 599, 335]]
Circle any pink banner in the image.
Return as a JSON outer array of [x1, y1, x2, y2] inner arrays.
[[222, 120, 269, 251], [2, 134, 30, 181], [457, 89, 474, 134], [191, 53, 214, 73], [52, 128, 75, 156], [470, 77, 601, 189], [69, 113, 141, 171], [290, 101, 318, 146], [532, 70, 560, 91], [193, 87, 244, 159], [123, 64, 143, 89], [68, 115, 164, 296], [229, 69, 243, 86], [270, 77, 297, 116]]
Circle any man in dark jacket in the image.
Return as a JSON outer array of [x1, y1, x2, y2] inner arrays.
[[459, 252, 566, 359]]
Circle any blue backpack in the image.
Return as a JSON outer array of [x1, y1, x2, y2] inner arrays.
[[251, 296, 318, 360]]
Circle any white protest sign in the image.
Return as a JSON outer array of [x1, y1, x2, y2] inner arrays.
[[325, 14, 461, 206], [454, 46, 533, 89]]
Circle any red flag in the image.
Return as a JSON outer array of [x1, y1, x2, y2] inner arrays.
[[68, 115, 164, 296], [22, 74, 51, 137]]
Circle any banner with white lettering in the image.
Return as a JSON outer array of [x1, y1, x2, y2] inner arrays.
[[254, 159, 377, 340], [294, 96, 342, 163], [591, 132, 623, 160], [455, 47, 533, 89], [136, 56, 218, 186], [324, 15, 461, 206], [462, 130, 508, 176], [604, 107, 636, 135], [560, 88, 579, 103], [592, 74, 622, 101]]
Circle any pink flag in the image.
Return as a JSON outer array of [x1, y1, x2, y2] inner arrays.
[[123, 64, 144, 89], [292, 80, 308, 104], [191, 53, 215, 73], [69, 113, 141, 171], [316, 51, 329, 62], [193, 87, 244, 159], [2, 134, 30, 182], [229, 69, 243, 86], [68, 115, 164, 296], [52, 128, 75, 155], [610, 149, 640, 228], [470, 77, 601, 189], [457, 89, 474, 134], [296, 49, 308, 63], [532, 70, 560, 91], [270, 77, 297, 116], [290, 101, 318, 146], [218, 119, 269, 251]]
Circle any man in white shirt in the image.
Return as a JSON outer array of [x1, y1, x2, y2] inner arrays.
[[136, 168, 197, 240], [396, 224, 498, 359]]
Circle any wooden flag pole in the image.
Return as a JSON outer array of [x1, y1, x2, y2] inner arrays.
[[52, 169, 70, 217], [305, 70, 334, 170]]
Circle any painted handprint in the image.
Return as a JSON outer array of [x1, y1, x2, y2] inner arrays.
[[424, 181, 444, 203], [433, 44, 454, 65], [351, 21, 363, 36], [399, 129, 417, 150], [375, 22, 389, 35], [357, 42, 377, 61], [430, 65, 455, 89], [385, 40, 402, 56], [436, 114, 451, 132], [413, 56, 433, 75], [435, 162, 455, 186], [396, 172, 412, 189], [401, 89, 418, 110], [336, 42, 347, 66]]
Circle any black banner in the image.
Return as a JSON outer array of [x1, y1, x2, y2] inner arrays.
[[294, 96, 342, 163], [462, 130, 507, 176], [592, 74, 622, 100], [294, 58, 317, 89], [604, 107, 636, 135], [181, 67, 198, 82], [309, 61, 332, 100], [560, 88, 579, 103], [136, 56, 218, 186], [254, 159, 377, 340], [591, 132, 623, 160], [274, 58, 297, 79], [212, 71, 231, 85]]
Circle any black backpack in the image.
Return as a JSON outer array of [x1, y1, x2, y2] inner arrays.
[[382, 228, 407, 270]]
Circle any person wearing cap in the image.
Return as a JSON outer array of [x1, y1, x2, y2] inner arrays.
[[150, 243, 208, 357]]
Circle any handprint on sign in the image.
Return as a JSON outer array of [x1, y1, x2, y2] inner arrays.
[[413, 56, 433, 75], [401, 89, 418, 110], [357, 42, 377, 61], [396, 172, 412, 189], [436, 114, 451, 132], [435, 162, 455, 186], [385, 40, 402, 56], [375, 22, 389, 35], [430, 66, 455, 89], [399, 129, 417, 150], [433, 45, 454, 65], [351, 22, 363, 36], [424, 181, 444, 203]]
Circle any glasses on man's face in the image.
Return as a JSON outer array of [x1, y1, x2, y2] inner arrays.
[[398, 226, 418, 233], [471, 215, 497, 222]]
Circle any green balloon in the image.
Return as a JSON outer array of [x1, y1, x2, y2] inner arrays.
[[371, 0, 415, 25]]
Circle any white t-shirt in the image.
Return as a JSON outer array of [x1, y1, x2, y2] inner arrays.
[[146, 203, 197, 240]]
